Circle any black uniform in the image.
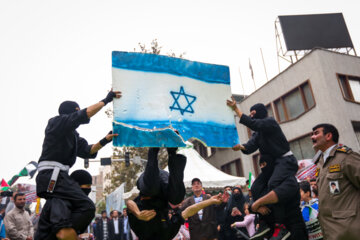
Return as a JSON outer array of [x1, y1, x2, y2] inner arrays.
[[239, 114, 299, 223], [35, 108, 97, 239], [251, 157, 307, 240], [128, 148, 186, 240], [35, 198, 72, 240], [239, 107, 307, 239]]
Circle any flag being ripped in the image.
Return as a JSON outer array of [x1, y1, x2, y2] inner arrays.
[[111, 51, 240, 148]]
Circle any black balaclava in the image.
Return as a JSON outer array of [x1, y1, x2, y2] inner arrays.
[[70, 170, 92, 196], [58, 101, 80, 115], [82, 188, 91, 196], [250, 103, 268, 119]]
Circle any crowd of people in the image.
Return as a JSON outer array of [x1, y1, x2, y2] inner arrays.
[[91, 209, 132, 240], [0, 90, 359, 240], [0, 177, 324, 240]]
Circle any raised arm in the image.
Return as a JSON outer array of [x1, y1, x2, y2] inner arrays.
[[226, 96, 243, 119], [181, 193, 225, 220], [239, 114, 277, 132], [231, 214, 255, 228], [89, 131, 119, 155], [86, 90, 122, 118], [227, 96, 276, 132]]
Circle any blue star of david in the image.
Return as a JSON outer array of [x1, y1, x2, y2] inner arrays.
[[169, 86, 197, 115]]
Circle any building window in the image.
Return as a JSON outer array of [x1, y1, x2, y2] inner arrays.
[[274, 81, 315, 122], [289, 133, 315, 160], [221, 159, 244, 177], [192, 140, 208, 158], [352, 121, 360, 147], [274, 99, 286, 122], [192, 140, 216, 159], [265, 103, 274, 118], [338, 74, 360, 103]]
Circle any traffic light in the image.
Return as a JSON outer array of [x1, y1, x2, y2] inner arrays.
[[125, 152, 130, 167], [84, 159, 89, 168], [100, 157, 112, 166]]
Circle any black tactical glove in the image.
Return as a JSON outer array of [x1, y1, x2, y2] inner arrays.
[[101, 91, 116, 105], [100, 131, 113, 146]]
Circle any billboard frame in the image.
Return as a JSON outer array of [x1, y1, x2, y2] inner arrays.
[[275, 15, 357, 73]]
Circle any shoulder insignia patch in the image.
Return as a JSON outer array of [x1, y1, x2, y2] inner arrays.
[[329, 164, 341, 173], [336, 145, 351, 153], [315, 168, 320, 177]]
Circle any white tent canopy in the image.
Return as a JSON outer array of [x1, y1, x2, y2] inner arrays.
[[123, 144, 246, 199], [165, 144, 246, 189]]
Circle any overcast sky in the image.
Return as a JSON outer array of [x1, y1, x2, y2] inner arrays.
[[0, 0, 359, 183]]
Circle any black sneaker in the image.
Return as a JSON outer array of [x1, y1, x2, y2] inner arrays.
[[269, 224, 290, 240], [250, 221, 271, 240]]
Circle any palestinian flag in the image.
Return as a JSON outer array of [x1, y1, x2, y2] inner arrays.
[[248, 172, 255, 189], [1, 178, 10, 191], [7, 161, 38, 186]]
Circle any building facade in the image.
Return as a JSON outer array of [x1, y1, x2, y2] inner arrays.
[[92, 166, 112, 203], [198, 49, 360, 178]]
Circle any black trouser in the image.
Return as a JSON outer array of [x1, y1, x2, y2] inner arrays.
[[35, 170, 95, 240], [283, 191, 308, 240], [35, 198, 72, 240], [252, 155, 299, 223], [137, 148, 186, 205], [252, 193, 307, 240], [268, 155, 299, 224], [251, 156, 275, 202], [130, 148, 186, 240], [251, 156, 307, 240]]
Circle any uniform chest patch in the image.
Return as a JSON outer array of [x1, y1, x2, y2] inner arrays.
[[329, 181, 340, 195], [329, 164, 341, 173]]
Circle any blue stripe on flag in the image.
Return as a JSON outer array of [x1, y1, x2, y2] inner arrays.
[[113, 121, 239, 147], [112, 51, 230, 85]]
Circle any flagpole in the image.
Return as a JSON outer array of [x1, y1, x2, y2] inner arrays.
[[249, 58, 256, 90], [238, 66, 245, 96], [260, 48, 269, 82], [248, 172, 252, 189]]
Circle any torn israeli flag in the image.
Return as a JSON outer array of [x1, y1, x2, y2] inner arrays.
[[112, 51, 240, 147]]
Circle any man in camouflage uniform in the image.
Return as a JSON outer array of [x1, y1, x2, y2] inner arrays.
[[311, 123, 360, 240]]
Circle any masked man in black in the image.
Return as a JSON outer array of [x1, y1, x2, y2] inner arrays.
[[35, 170, 94, 240], [36, 90, 121, 240], [227, 99, 307, 240], [126, 147, 229, 240]]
